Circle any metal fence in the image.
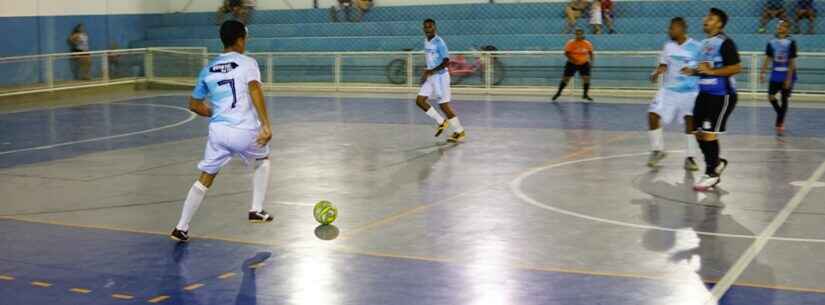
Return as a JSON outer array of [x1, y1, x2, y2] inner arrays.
[[2, 48, 824, 99]]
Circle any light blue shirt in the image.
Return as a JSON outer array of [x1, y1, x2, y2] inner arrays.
[[659, 38, 701, 93], [192, 52, 262, 130], [424, 35, 449, 75]]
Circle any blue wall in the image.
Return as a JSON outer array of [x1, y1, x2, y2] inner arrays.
[[0, 14, 161, 57]]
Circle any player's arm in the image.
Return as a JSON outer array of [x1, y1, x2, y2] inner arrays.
[[588, 48, 595, 66], [759, 43, 774, 83], [189, 97, 212, 117], [650, 64, 667, 83], [699, 40, 741, 77], [189, 78, 211, 117], [785, 41, 797, 89], [248, 80, 272, 146]]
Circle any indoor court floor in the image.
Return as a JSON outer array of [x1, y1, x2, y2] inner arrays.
[[1, 91, 825, 305]]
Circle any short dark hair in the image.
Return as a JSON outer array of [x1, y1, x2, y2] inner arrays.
[[423, 18, 436, 25], [671, 17, 687, 28], [220, 20, 247, 48], [709, 7, 728, 28]]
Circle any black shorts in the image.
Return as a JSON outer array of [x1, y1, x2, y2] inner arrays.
[[768, 81, 793, 97], [563, 62, 591, 77], [693, 92, 737, 133]]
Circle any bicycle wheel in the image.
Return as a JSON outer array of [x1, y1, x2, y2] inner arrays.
[[385, 58, 407, 85]]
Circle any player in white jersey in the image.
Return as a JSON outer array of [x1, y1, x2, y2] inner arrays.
[[647, 17, 702, 171], [171, 21, 274, 242], [416, 18, 466, 143]]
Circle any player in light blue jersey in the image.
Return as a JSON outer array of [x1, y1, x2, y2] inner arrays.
[[172, 21, 274, 242], [415, 18, 466, 143], [646, 17, 702, 171]]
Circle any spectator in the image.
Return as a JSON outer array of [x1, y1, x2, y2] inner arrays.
[[795, 0, 817, 34], [355, 0, 374, 22], [564, 0, 589, 34], [590, 0, 603, 34], [107, 43, 121, 79], [330, 0, 354, 22], [217, 0, 256, 25], [68, 24, 91, 81], [759, 0, 788, 33], [602, 0, 616, 34]]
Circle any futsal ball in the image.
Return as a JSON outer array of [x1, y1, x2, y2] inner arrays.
[[313, 200, 338, 225]]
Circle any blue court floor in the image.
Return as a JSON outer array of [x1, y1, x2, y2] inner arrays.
[[1, 93, 825, 305]]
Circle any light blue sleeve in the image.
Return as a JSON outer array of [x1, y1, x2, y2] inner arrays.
[[687, 42, 701, 69], [436, 39, 449, 62], [191, 69, 209, 100]]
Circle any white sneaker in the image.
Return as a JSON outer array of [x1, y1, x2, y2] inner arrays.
[[694, 175, 721, 192], [684, 157, 699, 171], [647, 151, 667, 167]]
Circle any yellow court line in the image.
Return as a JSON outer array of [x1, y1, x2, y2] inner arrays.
[[31, 281, 52, 287], [69, 288, 92, 294], [217, 272, 237, 279], [183, 283, 205, 291], [0, 275, 14, 280], [0, 216, 282, 248], [334, 245, 825, 295], [148, 295, 171, 303], [111, 293, 135, 300], [248, 263, 266, 269]]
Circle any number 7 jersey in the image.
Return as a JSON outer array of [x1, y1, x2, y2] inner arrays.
[[192, 51, 262, 130]]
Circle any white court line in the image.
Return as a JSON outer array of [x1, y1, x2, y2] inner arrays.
[[509, 148, 825, 244], [0, 103, 196, 156], [704, 160, 825, 305]]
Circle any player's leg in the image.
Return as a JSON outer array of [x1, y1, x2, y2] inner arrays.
[[553, 62, 576, 101], [777, 84, 792, 134], [605, 12, 615, 34], [172, 128, 232, 242], [683, 115, 699, 171], [435, 74, 464, 142], [647, 111, 666, 167], [416, 76, 449, 137], [172, 171, 217, 242], [580, 63, 592, 101], [767, 81, 783, 132], [693, 93, 736, 191]]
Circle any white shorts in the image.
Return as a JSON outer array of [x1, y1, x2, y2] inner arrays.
[[198, 124, 270, 174], [590, 10, 603, 25], [648, 89, 698, 125], [418, 72, 452, 104]]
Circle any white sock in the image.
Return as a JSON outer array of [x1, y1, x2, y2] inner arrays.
[[686, 134, 698, 158], [649, 128, 664, 151], [251, 159, 271, 212], [176, 181, 208, 231], [425, 107, 445, 124], [448, 117, 464, 133]]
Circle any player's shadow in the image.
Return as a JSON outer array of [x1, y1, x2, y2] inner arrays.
[[634, 171, 776, 304], [235, 252, 272, 305], [552, 101, 594, 150]]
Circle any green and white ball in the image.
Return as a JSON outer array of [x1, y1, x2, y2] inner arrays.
[[313, 200, 338, 225]]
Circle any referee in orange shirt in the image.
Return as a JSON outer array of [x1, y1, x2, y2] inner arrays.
[[552, 28, 595, 102]]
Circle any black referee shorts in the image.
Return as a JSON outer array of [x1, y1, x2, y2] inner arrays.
[[563, 61, 591, 77], [693, 92, 737, 133]]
